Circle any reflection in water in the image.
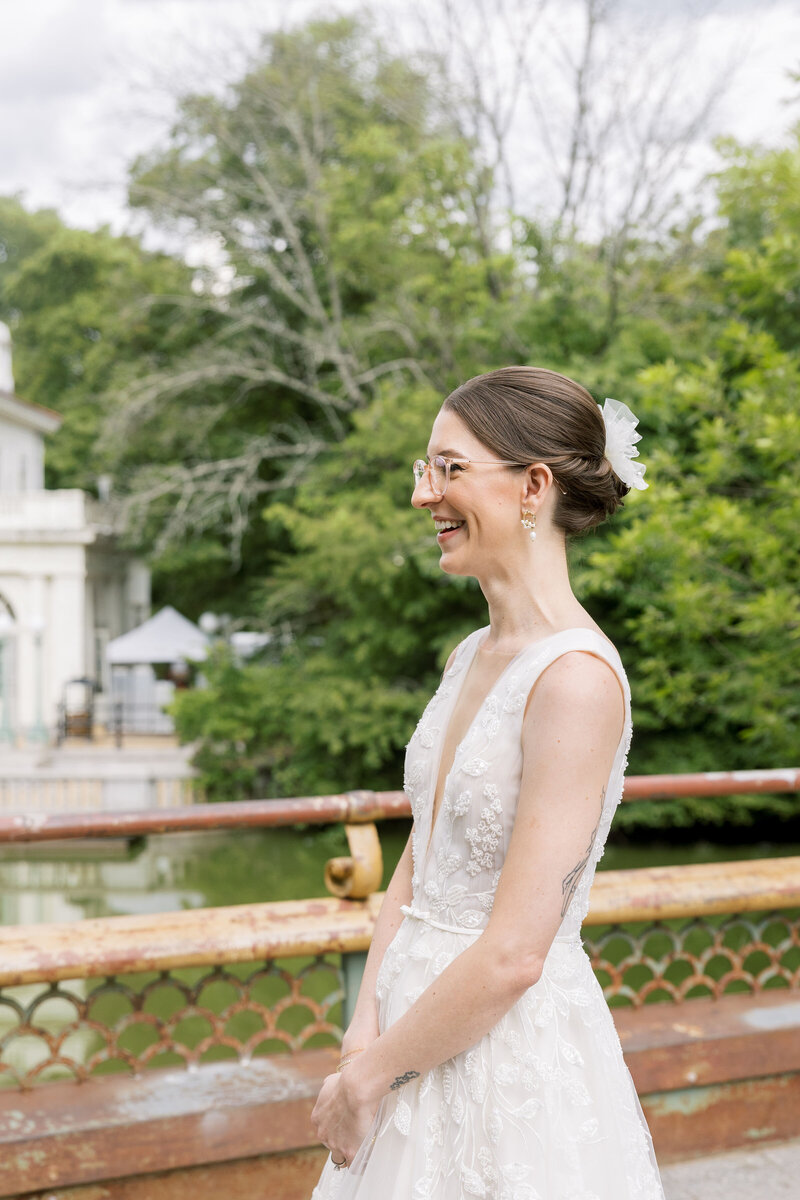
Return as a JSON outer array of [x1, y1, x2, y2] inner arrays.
[[0, 822, 412, 926], [0, 822, 797, 927]]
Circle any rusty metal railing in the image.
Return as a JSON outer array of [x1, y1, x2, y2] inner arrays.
[[0, 858, 797, 1090], [0, 768, 796, 844], [0, 770, 797, 1090]]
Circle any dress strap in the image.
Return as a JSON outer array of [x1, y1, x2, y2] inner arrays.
[[499, 629, 632, 777], [517, 628, 631, 716]]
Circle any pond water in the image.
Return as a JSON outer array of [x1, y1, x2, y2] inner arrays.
[[1, 819, 798, 926]]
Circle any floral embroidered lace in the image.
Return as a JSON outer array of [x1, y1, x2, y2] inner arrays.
[[312, 627, 666, 1199]]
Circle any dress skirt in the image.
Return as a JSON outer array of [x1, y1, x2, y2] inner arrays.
[[311, 907, 666, 1200]]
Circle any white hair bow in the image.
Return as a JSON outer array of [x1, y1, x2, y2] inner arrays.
[[598, 398, 649, 491]]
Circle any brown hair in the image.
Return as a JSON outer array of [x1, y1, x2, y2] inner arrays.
[[443, 366, 630, 536]]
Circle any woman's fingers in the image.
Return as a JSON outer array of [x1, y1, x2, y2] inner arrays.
[[311, 1070, 376, 1163], [310, 1074, 337, 1138]]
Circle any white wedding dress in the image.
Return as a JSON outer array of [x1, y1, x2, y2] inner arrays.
[[312, 626, 666, 1199]]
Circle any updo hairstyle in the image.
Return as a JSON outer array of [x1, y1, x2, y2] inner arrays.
[[442, 366, 630, 536]]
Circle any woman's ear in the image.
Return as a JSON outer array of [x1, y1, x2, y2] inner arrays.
[[520, 463, 550, 508]]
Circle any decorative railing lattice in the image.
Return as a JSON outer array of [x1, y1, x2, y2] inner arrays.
[[1, 905, 798, 1088], [585, 908, 800, 1007], [0, 956, 343, 1090]]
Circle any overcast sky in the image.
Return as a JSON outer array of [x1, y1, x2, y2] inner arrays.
[[3, 0, 799, 245]]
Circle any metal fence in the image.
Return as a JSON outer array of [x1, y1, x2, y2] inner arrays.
[[0, 854, 797, 1089]]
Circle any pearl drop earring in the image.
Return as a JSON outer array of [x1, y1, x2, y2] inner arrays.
[[521, 510, 536, 541]]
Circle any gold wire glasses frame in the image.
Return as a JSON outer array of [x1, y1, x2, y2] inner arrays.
[[412, 455, 568, 499]]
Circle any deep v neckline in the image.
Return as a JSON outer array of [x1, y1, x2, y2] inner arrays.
[[422, 626, 599, 865]]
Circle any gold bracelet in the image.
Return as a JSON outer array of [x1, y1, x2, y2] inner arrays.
[[337, 1047, 366, 1072], [339, 1046, 366, 1061], [335, 1051, 364, 1070]]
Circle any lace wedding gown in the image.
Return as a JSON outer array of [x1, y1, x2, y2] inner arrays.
[[312, 626, 666, 1199]]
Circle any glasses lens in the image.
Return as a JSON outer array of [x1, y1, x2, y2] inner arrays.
[[431, 457, 447, 495], [412, 458, 447, 495]]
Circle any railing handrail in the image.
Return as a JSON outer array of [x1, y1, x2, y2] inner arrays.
[[0, 769, 797, 844], [0, 856, 798, 988]]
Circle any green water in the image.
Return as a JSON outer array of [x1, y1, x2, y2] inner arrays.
[[1, 820, 799, 925]]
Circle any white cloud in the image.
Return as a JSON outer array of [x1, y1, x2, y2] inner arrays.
[[0, 0, 797, 241]]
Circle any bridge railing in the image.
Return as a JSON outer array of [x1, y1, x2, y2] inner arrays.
[[0, 855, 797, 1088], [2, 767, 797, 842], [0, 770, 797, 1197]]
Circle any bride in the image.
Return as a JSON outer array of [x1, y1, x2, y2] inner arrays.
[[311, 366, 665, 1198]]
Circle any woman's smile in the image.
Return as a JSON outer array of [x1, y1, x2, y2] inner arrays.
[[434, 517, 466, 543]]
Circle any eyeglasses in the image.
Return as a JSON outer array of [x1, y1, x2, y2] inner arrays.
[[412, 455, 568, 499]]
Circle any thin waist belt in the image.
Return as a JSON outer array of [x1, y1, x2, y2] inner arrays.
[[400, 903, 582, 945]]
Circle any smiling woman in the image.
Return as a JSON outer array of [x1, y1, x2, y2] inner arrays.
[[310, 367, 664, 1198]]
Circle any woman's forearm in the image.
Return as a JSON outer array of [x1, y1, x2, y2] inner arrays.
[[341, 832, 414, 1045], [342, 934, 532, 1107]]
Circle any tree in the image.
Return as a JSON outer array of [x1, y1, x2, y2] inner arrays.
[[572, 128, 800, 829], [0, 197, 195, 492], [399, 0, 744, 338], [714, 130, 800, 351], [108, 15, 507, 578], [175, 126, 800, 829], [99, 8, 742, 604]]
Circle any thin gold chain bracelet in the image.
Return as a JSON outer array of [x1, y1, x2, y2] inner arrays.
[[337, 1047, 366, 1072]]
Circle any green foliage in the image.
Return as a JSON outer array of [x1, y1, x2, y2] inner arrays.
[[103, 14, 514, 609], [177, 122, 800, 824], [0, 197, 193, 492], [4, 18, 799, 829], [172, 383, 480, 798], [714, 131, 800, 350], [579, 337, 799, 783]]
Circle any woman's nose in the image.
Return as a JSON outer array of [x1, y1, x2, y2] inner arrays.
[[411, 470, 438, 508]]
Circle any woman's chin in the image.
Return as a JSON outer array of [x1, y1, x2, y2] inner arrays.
[[438, 549, 473, 577]]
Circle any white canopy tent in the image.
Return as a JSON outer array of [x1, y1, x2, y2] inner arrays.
[[106, 606, 208, 666], [105, 607, 208, 735]]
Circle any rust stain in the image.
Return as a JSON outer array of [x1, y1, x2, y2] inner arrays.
[[587, 856, 800, 923], [1, 769, 796, 846]]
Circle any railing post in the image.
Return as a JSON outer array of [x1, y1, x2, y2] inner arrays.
[[323, 821, 383, 899], [322, 812, 382, 1029]]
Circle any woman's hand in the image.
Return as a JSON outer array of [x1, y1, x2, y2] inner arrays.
[[310, 1066, 380, 1168]]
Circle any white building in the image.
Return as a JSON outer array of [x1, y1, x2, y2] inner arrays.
[[0, 322, 150, 744]]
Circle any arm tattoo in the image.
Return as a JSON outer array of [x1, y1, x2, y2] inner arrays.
[[560, 786, 605, 918], [389, 1069, 420, 1091]]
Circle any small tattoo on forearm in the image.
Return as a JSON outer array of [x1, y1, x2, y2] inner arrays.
[[389, 1069, 420, 1090], [560, 787, 605, 918]]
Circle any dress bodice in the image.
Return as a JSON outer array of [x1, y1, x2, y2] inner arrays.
[[403, 626, 633, 941]]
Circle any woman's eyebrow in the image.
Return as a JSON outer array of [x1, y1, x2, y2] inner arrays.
[[426, 447, 468, 458]]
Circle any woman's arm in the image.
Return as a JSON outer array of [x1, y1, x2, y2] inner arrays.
[[341, 649, 624, 1110], [340, 828, 413, 1053], [340, 645, 459, 1054]]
